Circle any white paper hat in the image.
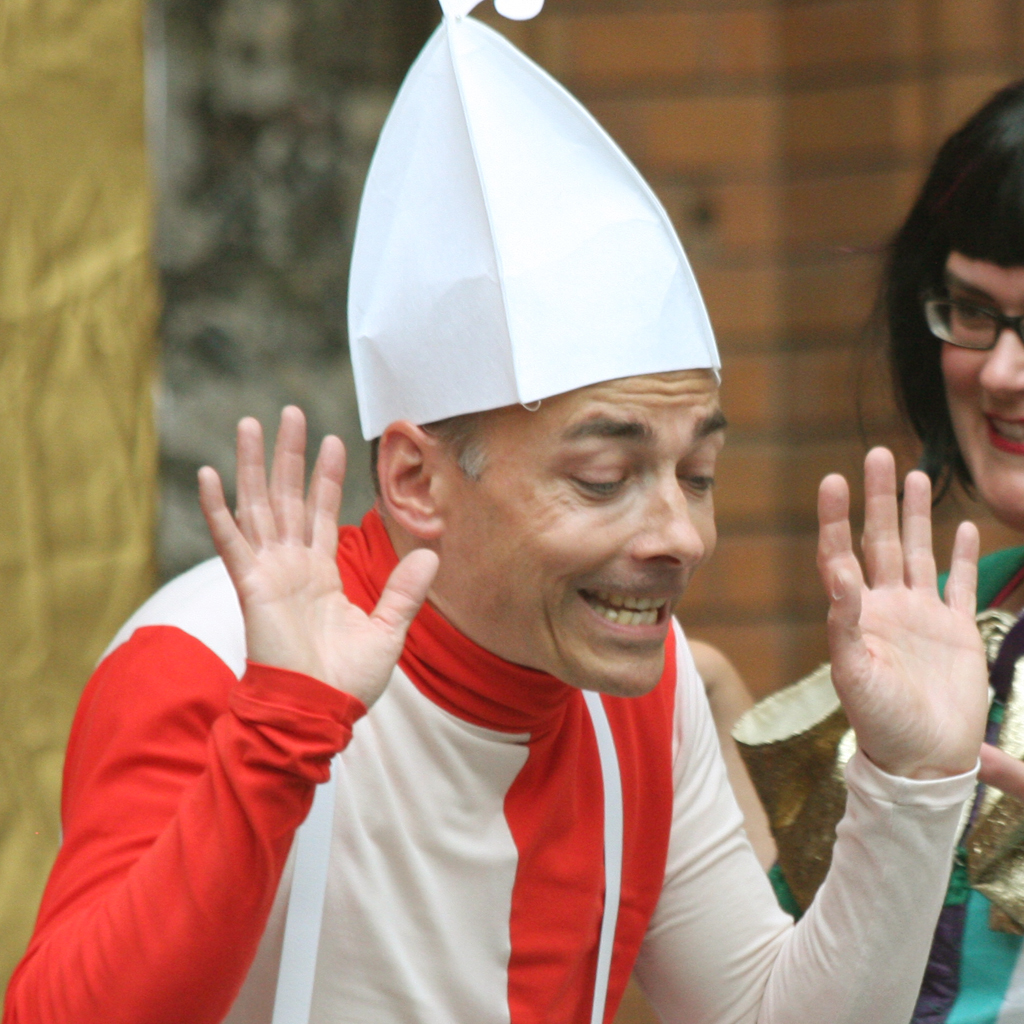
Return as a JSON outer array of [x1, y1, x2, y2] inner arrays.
[[348, 0, 720, 440]]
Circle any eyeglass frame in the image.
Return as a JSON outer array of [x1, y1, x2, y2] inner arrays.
[[922, 291, 1024, 350]]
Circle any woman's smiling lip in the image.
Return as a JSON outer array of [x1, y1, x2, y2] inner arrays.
[[987, 415, 1024, 455]]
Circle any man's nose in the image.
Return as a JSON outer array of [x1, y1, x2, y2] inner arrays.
[[980, 326, 1024, 393], [633, 478, 707, 565]]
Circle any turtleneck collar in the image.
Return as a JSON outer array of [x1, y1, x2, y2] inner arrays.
[[337, 508, 579, 734]]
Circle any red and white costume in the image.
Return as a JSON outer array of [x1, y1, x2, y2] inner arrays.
[[4, 511, 976, 1024]]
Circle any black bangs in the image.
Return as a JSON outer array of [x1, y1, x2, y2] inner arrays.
[[945, 149, 1024, 269], [928, 81, 1024, 267]]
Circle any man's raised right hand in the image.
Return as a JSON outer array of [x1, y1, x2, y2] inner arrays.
[[198, 405, 439, 708]]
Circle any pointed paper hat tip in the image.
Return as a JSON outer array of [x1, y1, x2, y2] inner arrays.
[[439, 0, 544, 20], [494, 0, 544, 19]]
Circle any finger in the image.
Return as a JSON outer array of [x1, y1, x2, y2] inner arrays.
[[861, 447, 903, 587], [823, 572, 872, 726], [980, 744, 1024, 800], [901, 470, 937, 591], [817, 473, 865, 595], [307, 435, 346, 555], [198, 466, 256, 581], [945, 520, 980, 617], [818, 474, 870, 685], [371, 548, 440, 643], [235, 417, 277, 546], [824, 562, 871, 691], [268, 406, 308, 543]]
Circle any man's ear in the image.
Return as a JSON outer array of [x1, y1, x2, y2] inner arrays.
[[377, 421, 448, 541]]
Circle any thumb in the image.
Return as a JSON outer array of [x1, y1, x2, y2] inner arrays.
[[371, 548, 440, 642]]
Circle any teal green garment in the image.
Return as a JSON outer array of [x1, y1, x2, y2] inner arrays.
[[947, 891, 1023, 1024], [938, 545, 1024, 607], [947, 546, 1024, 1019], [768, 862, 801, 918], [770, 546, 1024, 1020]]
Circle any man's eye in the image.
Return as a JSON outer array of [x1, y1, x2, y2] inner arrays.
[[684, 475, 714, 494], [574, 478, 623, 496]]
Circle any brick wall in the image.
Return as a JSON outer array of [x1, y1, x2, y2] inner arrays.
[[486, 0, 1024, 699], [157, 0, 1024, 695]]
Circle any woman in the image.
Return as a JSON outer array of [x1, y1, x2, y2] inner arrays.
[[737, 78, 1024, 1023]]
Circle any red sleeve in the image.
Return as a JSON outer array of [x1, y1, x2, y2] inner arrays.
[[2, 624, 366, 1024]]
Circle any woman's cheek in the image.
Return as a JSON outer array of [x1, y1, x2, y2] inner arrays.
[[940, 345, 988, 460], [940, 344, 983, 407]]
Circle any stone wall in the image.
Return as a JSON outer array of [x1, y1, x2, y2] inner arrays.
[[150, 0, 434, 577]]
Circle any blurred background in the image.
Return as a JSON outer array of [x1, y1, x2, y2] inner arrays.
[[4, 0, 1024, 1016]]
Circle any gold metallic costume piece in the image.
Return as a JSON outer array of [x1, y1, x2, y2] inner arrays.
[[0, 0, 157, 991], [732, 664, 850, 911], [735, 610, 1024, 932], [967, 611, 1024, 933]]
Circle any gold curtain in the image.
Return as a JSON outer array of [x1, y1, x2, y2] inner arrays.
[[0, 0, 157, 991]]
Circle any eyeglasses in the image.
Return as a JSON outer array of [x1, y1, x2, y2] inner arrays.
[[923, 295, 1024, 350]]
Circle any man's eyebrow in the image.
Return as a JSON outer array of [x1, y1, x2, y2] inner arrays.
[[695, 408, 728, 440], [562, 408, 728, 444], [563, 417, 651, 442]]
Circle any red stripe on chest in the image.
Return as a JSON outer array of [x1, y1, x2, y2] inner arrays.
[[504, 638, 677, 1024]]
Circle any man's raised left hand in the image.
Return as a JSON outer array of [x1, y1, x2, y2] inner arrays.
[[818, 447, 988, 780]]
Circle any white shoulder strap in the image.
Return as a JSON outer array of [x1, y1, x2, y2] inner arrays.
[[582, 691, 624, 1024], [270, 757, 339, 1024]]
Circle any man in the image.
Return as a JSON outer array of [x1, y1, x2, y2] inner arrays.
[[2, 3, 992, 1022]]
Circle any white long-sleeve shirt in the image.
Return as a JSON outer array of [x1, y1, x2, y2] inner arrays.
[[6, 512, 975, 1024]]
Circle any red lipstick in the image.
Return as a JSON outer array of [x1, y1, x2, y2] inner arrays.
[[987, 417, 1024, 455]]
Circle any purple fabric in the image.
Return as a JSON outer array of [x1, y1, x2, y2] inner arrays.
[[990, 615, 1024, 704], [912, 904, 967, 1023]]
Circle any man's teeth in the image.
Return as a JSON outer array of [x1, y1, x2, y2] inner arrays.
[[586, 590, 667, 626]]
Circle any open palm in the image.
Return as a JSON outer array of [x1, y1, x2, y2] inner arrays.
[[198, 407, 438, 708], [819, 448, 987, 780]]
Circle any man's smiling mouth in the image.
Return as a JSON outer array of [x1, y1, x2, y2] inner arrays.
[[580, 589, 668, 626]]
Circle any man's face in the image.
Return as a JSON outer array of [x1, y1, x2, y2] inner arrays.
[[429, 370, 724, 696]]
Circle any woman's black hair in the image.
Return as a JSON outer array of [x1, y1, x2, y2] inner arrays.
[[886, 78, 1024, 498]]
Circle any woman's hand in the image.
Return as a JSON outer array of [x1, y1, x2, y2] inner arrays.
[[979, 743, 1024, 801], [818, 447, 987, 780], [198, 406, 438, 708]]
